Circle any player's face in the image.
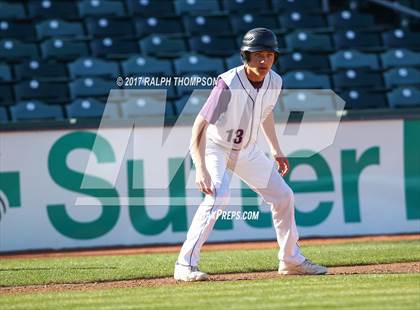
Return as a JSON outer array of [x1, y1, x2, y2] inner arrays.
[[246, 51, 276, 80]]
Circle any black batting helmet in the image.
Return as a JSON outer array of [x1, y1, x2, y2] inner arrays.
[[240, 28, 279, 63]]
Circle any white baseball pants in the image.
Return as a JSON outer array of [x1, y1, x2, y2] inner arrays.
[[177, 139, 306, 267]]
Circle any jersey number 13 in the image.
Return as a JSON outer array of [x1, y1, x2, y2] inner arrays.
[[226, 129, 244, 144]]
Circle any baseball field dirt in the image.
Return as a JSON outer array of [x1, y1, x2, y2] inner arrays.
[[0, 262, 418, 295]]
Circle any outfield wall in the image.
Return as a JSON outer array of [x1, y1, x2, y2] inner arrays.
[[0, 118, 419, 252]]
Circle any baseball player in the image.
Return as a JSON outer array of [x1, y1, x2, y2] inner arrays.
[[174, 28, 327, 281]]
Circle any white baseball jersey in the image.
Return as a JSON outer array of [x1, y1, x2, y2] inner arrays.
[[204, 65, 283, 150]]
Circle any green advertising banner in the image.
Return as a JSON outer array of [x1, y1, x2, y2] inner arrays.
[[0, 119, 419, 252]]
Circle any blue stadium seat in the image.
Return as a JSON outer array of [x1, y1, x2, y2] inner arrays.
[[333, 30, 381, 49], [0, 105, 7, 122], [278, 90, 337, 112], [0, 83, 13, 105], [66, 98, 120, 119], [175, 0, 221, 15], [327, 10, 375, 29], [0, 63, 11, 81], [339, 90, 387, 109], [85, 17, 135, 37], [0, 2, 26, 19], [272, 0, 323, 13], [14, 60, 68, 80], [387, 87, 420, 108], [0, 39, 38, 60], [78, 0, 126, 17], [27, 1, 79, 19], [10, 100, 64, 121], [382, 29, 420, 49], [332, 69, 383, 89], [139, 35, 187, 57], [91, 38, 139, 57], [174, 53, 225, 76], [69, 77, 115, 99], [384, 67, 420, 88], [225, 53, 242, 68], [283, 71, 331, 89], [174, 93, 208, 116], [120, 92, 174, 118], [68, 57, 120, 79], [14, 80, 69, 102], [278, 52, 330, 72], [0, 21, 36, 40], [36, 19, 85, 39], [189, 35, 237, 56], [135, 17, 184, 36], [380, 49, 420, 69], [41, 38, 89, 60], [222, 0, 271, 13], [121, 55, 173, 77], [285, 31, 333, 52], [183, 15, 233, 35], [126, 0, 176, 17], [230, 14, 279, 34], [279, 12, 327, 29], [329, 50, 380, 70], [2, 0, 418, 122]]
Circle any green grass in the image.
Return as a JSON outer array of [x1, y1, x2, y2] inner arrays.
[[0, 240, 419, 287], [0, 274, 419, 310]]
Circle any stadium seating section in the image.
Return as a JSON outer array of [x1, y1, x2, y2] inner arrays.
[[0, 0, 419, 123]]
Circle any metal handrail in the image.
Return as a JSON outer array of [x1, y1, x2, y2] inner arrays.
[[368, 0, 420, 18]]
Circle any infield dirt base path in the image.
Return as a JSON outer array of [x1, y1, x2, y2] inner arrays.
[[1, 262, 419, 295]]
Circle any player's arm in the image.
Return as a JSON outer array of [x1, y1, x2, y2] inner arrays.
[[190, 114, 208, 169], [191, 78, 229, 194], [261, 111, 289, 176], [190, 114, 213, 195]]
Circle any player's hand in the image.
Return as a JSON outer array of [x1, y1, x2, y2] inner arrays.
[[195, 167, 214, 195], [275, 155, 289, 177]]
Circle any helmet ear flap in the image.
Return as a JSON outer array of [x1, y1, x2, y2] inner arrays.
[[240, 51, 249, 63]]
